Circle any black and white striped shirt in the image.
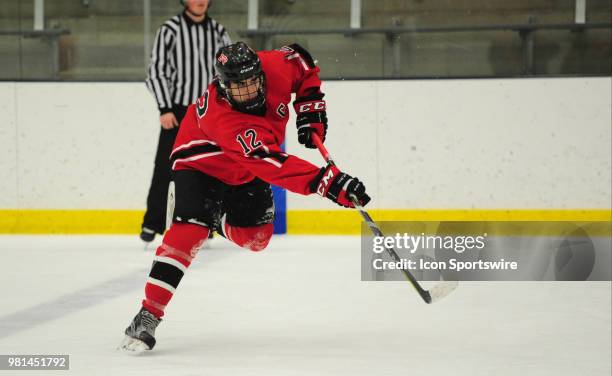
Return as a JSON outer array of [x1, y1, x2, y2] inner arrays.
[[146, 12, 231, 112]]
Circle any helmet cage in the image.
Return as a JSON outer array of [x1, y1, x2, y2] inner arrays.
[[218, 73, 266, 113]]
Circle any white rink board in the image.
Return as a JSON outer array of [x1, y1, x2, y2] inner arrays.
[[287, 77, 612, 209], [0, 82, 18, 208], [0, 77, 610, 210], [9, 82, 159, 209]]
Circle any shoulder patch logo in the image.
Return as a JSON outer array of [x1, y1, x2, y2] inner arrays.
[[276, 103, 287, 118], [196, 91, 209, 119]]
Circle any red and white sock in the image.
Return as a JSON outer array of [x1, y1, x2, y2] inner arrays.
[[142, 223, 209, 318]]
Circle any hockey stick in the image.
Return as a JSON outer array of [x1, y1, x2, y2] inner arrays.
[[166, 180, 175, 232], [311, 134, 458, 304]]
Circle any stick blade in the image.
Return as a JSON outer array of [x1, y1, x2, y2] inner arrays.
[[427, 281, 458, 303]]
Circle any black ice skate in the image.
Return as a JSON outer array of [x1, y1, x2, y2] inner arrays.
[[118, 307, 161, 353], [139, 227, 156, 243]]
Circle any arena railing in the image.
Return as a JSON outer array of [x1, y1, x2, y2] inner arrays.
[[0, 29, 70, 80], [237, 22, 612, 77]]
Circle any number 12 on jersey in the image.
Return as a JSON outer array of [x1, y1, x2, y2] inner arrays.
[[236, 129, 263, 154]]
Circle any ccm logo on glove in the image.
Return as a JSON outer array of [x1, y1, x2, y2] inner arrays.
[[293, 93, 328, 149], [316, 168, 335, 196], [311, 164, 371, 208], [297, 100, 326, 113]]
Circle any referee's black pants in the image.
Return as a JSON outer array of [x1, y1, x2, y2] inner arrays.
[[141, 105, 188, 234]]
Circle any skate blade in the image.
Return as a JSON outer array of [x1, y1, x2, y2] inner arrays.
[[117, 335, 151, 354]]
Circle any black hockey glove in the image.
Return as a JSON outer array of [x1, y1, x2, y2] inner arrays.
[[310, 164, 370, 208], [293, 92, 327, 148]]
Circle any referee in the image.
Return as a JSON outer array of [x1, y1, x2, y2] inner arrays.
[[141, 0, 231, 242]]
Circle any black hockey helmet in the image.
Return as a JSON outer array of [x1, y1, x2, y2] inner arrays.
[[215, 42, 266, 114]]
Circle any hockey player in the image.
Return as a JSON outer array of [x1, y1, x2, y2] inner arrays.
[[120, 41, 370, 352]]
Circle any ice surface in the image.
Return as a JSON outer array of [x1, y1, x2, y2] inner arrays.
[[0, 235, 610, 376]]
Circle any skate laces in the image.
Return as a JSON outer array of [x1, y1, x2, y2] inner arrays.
[[138, 309, 160, 333]]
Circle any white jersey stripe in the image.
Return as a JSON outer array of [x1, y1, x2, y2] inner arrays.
[[263, 157, 282, 168], [171, 139, 218, 157], [171, 151, 224, 170]]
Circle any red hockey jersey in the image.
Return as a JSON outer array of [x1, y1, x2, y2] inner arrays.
[[170, 47, 323, 195]]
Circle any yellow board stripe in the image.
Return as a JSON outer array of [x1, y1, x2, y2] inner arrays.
[[0, 209, 610, 235], [287, 209, 612, 235], [0, 210, 143, 234]]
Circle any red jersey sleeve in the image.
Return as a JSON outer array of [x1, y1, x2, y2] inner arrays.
[[274, 44, 322, 98], [213, 119, 321, 195]]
